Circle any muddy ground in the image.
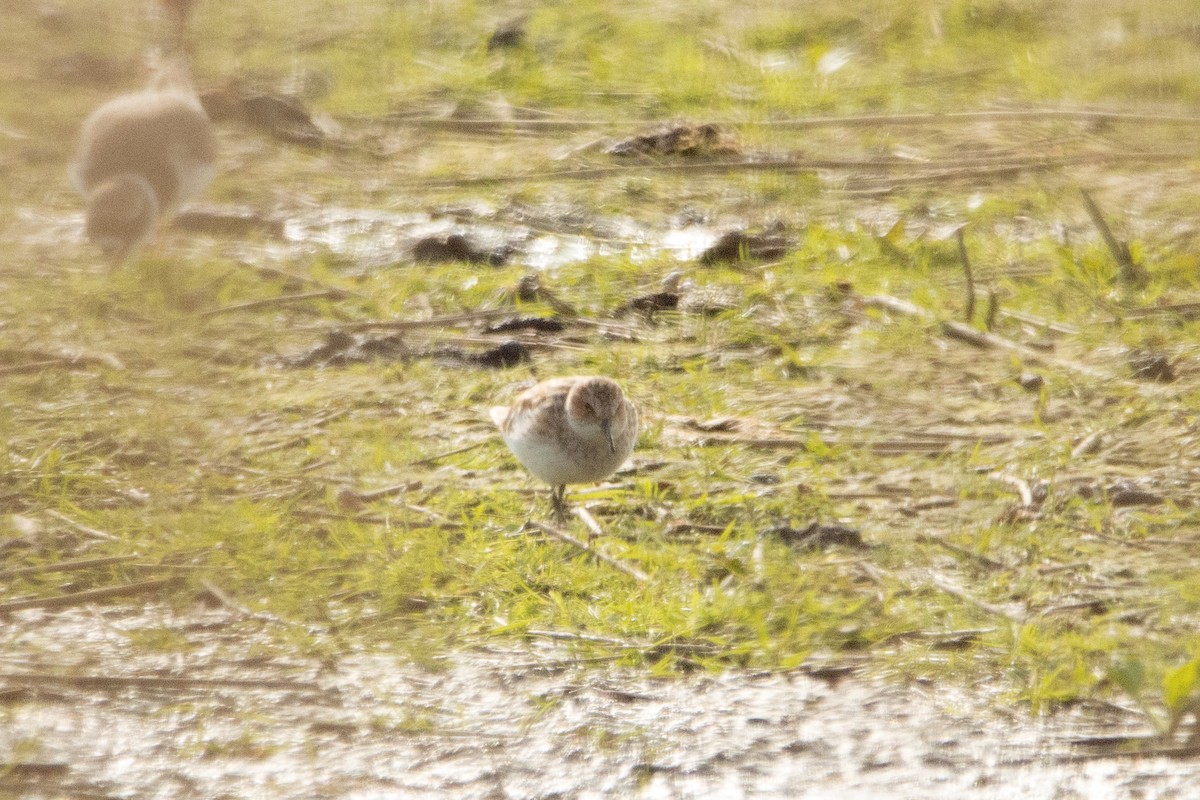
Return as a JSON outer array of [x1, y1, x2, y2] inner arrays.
[[1, 605, 1192, 799]]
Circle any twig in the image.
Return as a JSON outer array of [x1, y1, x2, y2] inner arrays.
[[1080, 188, 1144, 285], [295, 309, 522, 334], [0, 672, 319, 692], [235, 260, 365, 299], [1071, 430, 1105, 459], [573, 506, 605, 540], [956, 227, 975, 323], [403, 503, 462, 527], [243, 409, 351, 455], [340, 480, 424, 504], [990, 472, 1034, 506], [998, 309, 1079, 335], [406, 441, 489, 468], [985, 286, 999, 331], [523, 628, 717, 653], [200, 290, 346, 318], [411, 151, 1189, 189], [0, 577, 182, 612], [915, 533, 1007, 572], [929, 575, 1025, 622], [751, 535, 766, 588], [1117, 302, 1200, 320], [0, 554, 140, 580], [527, 521, 649, 583], [367, 109, 1200, 131], [0, 350, 124, 376], [44, 510, 120, 541], [0, 360, 70, 377], [862, 294, 1110, 380], [198, 579, 253, 618]]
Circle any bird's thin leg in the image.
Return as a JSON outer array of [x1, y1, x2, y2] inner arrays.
[[551, 485, 569, 525]]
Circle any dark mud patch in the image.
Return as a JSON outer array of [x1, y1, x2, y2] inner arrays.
[[2, 606, 1191, 799], [608, 123, 741, 158]]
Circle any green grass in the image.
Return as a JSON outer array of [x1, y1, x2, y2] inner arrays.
[[4, 0, 1200, 723]]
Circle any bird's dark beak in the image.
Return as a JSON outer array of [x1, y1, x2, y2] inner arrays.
[[603, 420, 616, 454]]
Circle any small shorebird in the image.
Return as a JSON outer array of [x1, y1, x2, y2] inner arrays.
[[491, 376, 638, 521], [69, 55, 216, 262]]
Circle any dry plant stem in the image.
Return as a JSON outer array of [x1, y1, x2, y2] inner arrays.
[[0, 554, 140, 580], [929, 575, 1025, 623], [862, 294, 1110, 380], [915, 533, 1006, 572], [999, 309, 1079, 335], [300, 309, 524, 334], [1118, 302, 1200, 320], [990, 473, 1034, 506], [0, 673, 319, 692], [415, 150, 1188, 189], [573, 506, 605, 540], [406, 441, 489, 467], [1071, 430, 1106, 459], [44, 510, 120, 541], [199, 578, 253, 618], [403, 503, 461, 527], [237, 261, 366, 299], [524, 628, 717, 653], [984, 287, 999, 331], [0, 577, 182, 612], [1080, 188, 1142, 284], [0, 360, 75, 377], [956, 227, 976, 323], [528, 521, 650, 583], [0, 350, 123, 376], [345, 480, 424, 502], [374, 109, 1200, 131], [200, 290, 346, 318]]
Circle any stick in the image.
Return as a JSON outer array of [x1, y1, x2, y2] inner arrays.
[[862, 294, 1110, 380], [198, 579, 252, 618], [984, 287, 999, 331], [0, 578, 181, 612], [1118, 302, 1200, 320], [236, 261, 365, 299], [406, 441, 489, 468], [990, 472, 1034, 506], [929, 575, 1025, 622], [0, 672, 318, 692], [523, 628, 717, 653], [528, 521, 649, 583], [915, 533, 1006, 572], [368, 109, 1200, 131], [409, 151, 1188, 189], [295, 309, 522, 334], [573, 506, 605, 541], [1071, 430, 1105, 459], [956, 227, 975, 323], [44, 510, 120, 541], [339, 480, 424, 503], [0, 554, 139, 580], [998, 309, 1079, 335], [200, 290, 346, 318], [0, 359, 71, 377], [0, 350, 124, 376], [1080, 188, 1143, 285]]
